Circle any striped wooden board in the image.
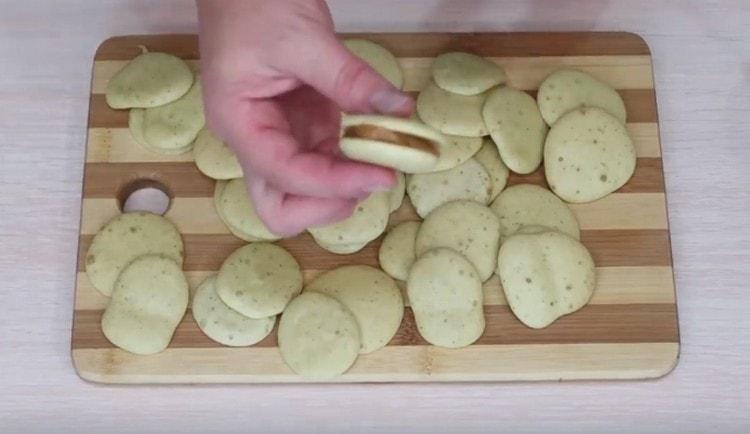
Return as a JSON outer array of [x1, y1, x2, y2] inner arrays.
[[72, 33, 679, 383]]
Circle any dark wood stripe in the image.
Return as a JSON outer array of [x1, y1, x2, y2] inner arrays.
[[81, 158, 663, 199], [77, 229, 672, 272], [82, 162, 214, 199], [71, 303, 677, 350], [94, 32, 650, 61], [87, 89, 657, 128]]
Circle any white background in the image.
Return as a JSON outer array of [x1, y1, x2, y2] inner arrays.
[[0, 1, 748, 433]]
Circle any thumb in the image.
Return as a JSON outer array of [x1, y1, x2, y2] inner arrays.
[[288, 35, 414, 116]]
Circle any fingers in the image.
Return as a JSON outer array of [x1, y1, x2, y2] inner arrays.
[[286, 35, 414, 116], [231, 98, 397, 198], [247, 177, 357, 236]]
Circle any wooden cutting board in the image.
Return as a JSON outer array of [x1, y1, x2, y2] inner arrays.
[[72, 32, 679, 383]]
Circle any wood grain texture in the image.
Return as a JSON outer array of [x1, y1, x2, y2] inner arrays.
[[4, 1, 749, 433], [69, 32, 679, 385]]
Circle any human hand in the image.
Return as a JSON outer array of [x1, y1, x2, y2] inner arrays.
[[197, 0, 414, 236]]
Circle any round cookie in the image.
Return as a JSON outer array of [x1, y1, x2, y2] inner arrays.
[[308, 191, 389, 246], [213, 181, 261, 242], [388, 171, 406, 212], [473, 138, 510, 200], [407, 158, 492, 218], [106, 51, 193, 109], [343, 39, 403, 89], [497, 230, 596, 329], [142, 78, 205, 153], [490, 184, 580, 240], [193, 128, 243, 180], [415, 200, 501, 282], [216, 243, 303, 319], [278, 291, 361, 379], [482, 86, 548, 174], [101, 255, 188, 355], [378, 221, 420, 281], [544, 107, 636, 203], [192, 274, 275, 347], [416, 81, 488, 137], [129, 108, 192, 155], [215, 178, 279, 241], [433, 133, 483, 171], [85, 212, 184, 296], [306, 265, 403, 354], [537, 69, 627, 125], [407, 247, 485, 348], [431, 52, 506, 96]]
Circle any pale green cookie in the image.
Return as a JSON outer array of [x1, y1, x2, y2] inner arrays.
[[544, 107, 636, 203], [407, 158, 492, 218], [192, 275, 275, 347], [482, 86, 548, 174], [85, 212, 184, 296], [407, 247, 485, 348], [101, 255, 188, 355], [415, 200, 501, 282], [216, 178, 279, 241], [416, 81, 488, 137], [106, 51, 193, 109], [378, 221, 420, 281], [216, 243, 303, 319], [344, 39, 403, 89], [278, 292, 361, 379], [474, 138, 510, 200], [538, 69, 627, 125], [490, 184, 580, 240], [306, 265, 403, 354], [193, 128, 243, 180], [497, 231, 596, 329], [432, 52, 506, 96], [142, 78, 205, 153], [308, 192, 390, 245]]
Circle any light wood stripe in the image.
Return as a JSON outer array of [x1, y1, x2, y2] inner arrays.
[[90, 55, 653, 94], [74, 265, 675, 310], [72, 343, 678, 383], [80, 158, 664, 198], [84, 122, 661, 163], [72, 303, 678, 351], [77, 229, 672, 272], [79, 192, 668, 236]]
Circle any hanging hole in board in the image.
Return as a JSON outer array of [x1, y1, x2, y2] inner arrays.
[[117, 179, 172, 216]]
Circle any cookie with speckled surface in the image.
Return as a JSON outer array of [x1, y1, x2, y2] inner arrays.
[[497, 230, 596, 329], [483, 86, 548, 174], [407, 247, 485, 348], [101, 255, 188, 355], [192, 274, 275, 347], [417, 81, 488, 137], [106, 52, 193, 109], [305, 265, 403, 354], [85, 212, 184, 296], [537, 69, 627, 126], [544, 107, 636, 203], [415, 200, 501, 282], [215, 243, 303, 319], [407, 158, 492, 218], [278, 292, 361, 379]]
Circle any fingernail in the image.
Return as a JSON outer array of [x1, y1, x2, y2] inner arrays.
[[370, 89, 411, 114]]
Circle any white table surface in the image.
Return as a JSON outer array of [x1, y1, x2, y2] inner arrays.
[[1, 1, 748, 433]]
